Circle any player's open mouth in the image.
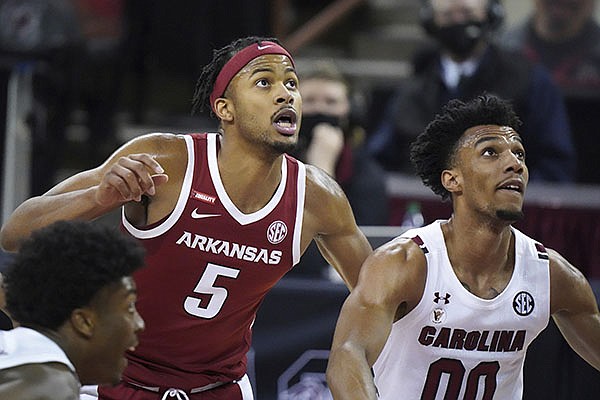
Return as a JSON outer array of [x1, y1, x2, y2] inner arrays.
[[273, 108, 297, 136], [496, 179, 524, 194]]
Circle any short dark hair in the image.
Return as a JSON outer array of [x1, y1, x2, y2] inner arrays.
[[5, 220, 145, 330], [191, 36, 282, 117], [410, 94, 522, 200], [300, 60, 348, 87]]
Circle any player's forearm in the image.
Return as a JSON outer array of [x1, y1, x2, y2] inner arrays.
[[0, 187, 113, 251], [561, 315, 600, 371], [327, 347, 378, 399]]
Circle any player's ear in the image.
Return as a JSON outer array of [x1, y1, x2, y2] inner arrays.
[[214, 98, 234, 122], [441, 168, 462, 194], [70, 308, 96, 338]]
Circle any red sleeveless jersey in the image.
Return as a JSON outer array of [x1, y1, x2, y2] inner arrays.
[[119, 133, 305, 389]]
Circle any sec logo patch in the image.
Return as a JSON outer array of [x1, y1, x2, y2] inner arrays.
[[267, 220, 288, 244], [513, 291, 535, 316]]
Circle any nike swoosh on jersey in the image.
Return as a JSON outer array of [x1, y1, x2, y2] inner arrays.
[[191, 209, 221, 219]]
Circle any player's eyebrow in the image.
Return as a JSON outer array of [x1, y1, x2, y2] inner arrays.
[[474, 134, 523, 147], [249, 67, 274, 77]]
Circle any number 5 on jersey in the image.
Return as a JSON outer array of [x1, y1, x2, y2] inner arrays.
[[184, 263, 240, 319]]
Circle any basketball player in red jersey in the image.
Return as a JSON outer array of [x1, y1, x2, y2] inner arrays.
[[0, 36, 373, 399]]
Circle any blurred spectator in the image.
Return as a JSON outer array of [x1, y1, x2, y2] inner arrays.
[[502, 0, 600, 184], [368, 0, 576, 183], [0, 0, 82, 197], [503, 0, 600, 95], [295, 61, 389, 226], [288, 61, 389, 279], [70, 0, 126, 165]]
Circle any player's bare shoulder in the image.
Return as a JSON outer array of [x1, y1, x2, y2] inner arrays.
[[304, 163, 346, 200], [113, 132, 188, 181], [114, 132, 186, 161], [359, 235, 428, 315], [547, 248, 593, 314], [368, 235, 427, 274], [303, 164, 350, 216], [548, 248, 587, 289], [297, 163, 360, 253], [302, 164, 353, 233]]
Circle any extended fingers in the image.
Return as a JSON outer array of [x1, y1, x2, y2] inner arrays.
[[128, 153, 165, 174], [103, 164, 143, 202], [107, 155, 165, 201]]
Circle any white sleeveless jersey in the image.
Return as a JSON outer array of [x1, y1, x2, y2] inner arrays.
[[0, 327, 76, 372], [372, 220, 550, 400]]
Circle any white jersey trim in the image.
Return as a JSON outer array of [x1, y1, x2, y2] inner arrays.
[[292, 160, 306, 266], [207, 133, 288, 226], [395, 221, 551, 325], [122, 134, 195, 239], [0, 327, 76, 372]]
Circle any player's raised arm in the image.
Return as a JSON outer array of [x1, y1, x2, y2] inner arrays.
[[0, 133, 170, 251]]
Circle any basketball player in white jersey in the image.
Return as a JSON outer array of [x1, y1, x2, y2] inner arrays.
[[326, 94, 600, 399], [0, 220, 145, 399]]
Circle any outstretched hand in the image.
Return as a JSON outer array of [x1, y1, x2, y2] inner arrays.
[[95, 154, 169, 206]]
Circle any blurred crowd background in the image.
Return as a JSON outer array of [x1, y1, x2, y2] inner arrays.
[[1, 1, 599, 398], [1, 0, 600, 199]]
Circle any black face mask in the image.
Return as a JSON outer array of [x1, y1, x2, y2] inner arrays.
[[293, 113, 344, 158], [432, 20, 486, 58], [300, 113, 342, 139]]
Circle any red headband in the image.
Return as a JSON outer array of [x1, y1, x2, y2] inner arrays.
[[209, 41, 295, 113]]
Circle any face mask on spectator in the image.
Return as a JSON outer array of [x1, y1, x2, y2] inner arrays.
[[433, 20, 486, 58]]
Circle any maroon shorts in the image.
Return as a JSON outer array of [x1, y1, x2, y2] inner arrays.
[[92, 375, 253, 400]]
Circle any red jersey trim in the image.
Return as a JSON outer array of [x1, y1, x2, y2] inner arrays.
[[123, 134, 196, 239]]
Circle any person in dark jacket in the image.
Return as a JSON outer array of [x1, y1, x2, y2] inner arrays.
[[294, 61, 389, 226], [288, 61, 390, 279], [501, 0, 600, 183], [368, 0, 575, 183]]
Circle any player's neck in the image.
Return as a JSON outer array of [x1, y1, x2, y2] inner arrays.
[[442, 217, 515, 298], [217, 148, 284, 214], [442, 215, 513, 268]]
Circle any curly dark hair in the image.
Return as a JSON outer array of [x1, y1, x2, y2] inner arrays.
[[191, 36, 282, 117], [409, 94, 522, 200], [5, 220, 145, 330]]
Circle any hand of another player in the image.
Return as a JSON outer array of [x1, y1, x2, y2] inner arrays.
[[95, 154, 169, 206], [306, 123, 345, 176]]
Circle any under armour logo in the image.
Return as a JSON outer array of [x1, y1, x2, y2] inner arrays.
[[434, 292, 451, 304]]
